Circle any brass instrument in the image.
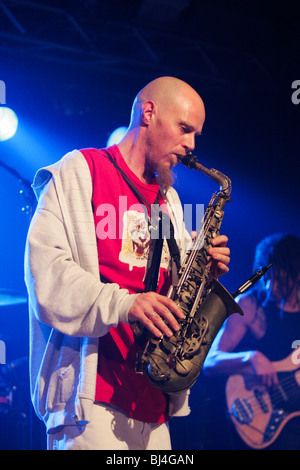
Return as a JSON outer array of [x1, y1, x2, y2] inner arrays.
[[135, 152, 269, 394]]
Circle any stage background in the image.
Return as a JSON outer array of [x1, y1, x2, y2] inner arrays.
[[0, 0, 299, 449]]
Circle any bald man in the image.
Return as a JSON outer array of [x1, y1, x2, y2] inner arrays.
[[25, 76, 230, 450]]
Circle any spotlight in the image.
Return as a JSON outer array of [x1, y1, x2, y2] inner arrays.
[[0, 107, 18, 141], [106, 126, 127, 147]]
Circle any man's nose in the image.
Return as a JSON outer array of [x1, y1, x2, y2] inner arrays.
[[184, 133, 195, 152]]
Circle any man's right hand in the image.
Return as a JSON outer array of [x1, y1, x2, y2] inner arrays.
[[128, 292, 185, 338]]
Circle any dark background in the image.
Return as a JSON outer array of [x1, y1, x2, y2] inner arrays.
[[0, 0, 299, 449]]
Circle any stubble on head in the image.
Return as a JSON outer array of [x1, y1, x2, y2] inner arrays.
[[125, 76, 204, 191]]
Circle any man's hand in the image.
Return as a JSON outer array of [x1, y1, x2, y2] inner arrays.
[[128, 292, 184, 338], [207, 234, 230, 279], [128, 234, 230, 338], [249, 350, 279, 388]]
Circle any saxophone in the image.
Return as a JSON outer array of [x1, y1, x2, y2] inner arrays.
[[135, 152, 244, 393]]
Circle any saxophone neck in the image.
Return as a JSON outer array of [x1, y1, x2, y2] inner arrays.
[[177, 152, 231, 196]]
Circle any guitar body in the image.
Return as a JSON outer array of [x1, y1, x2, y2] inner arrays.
[[226, 352, 300, 449]]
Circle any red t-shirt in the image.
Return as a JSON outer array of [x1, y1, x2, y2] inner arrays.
[[81, 145, 171, 423]]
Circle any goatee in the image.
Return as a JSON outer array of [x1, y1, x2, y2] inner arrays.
[[156, 165, 176, 191]]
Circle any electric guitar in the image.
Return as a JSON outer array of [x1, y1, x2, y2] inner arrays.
[[225, 351, 300, 449]]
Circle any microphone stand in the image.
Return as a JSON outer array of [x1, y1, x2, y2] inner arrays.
[[0, 159, 37, 448], [0, 160, 35, 221]]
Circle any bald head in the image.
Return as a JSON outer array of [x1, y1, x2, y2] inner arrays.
[[118, 76, 205, 188], [129, 76, 205, 128]]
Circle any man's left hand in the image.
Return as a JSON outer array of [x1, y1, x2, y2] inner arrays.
[[207, 234, 230, 279]]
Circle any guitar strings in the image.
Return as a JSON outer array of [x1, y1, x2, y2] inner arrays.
[[230, 373, 300, 416]]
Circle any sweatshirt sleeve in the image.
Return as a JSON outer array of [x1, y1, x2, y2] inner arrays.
[[24, 151, 137, 338]]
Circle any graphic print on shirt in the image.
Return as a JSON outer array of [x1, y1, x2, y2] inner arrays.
[[119, 210, 170, 272]]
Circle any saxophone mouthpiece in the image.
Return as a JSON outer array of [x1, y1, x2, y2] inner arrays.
[[177, 152, 199, 169]]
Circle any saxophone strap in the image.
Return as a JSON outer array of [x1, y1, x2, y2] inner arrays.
[[102, 149, 181, 292]]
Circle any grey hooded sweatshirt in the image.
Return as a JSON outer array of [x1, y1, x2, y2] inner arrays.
[[24, 149, 191, 433]]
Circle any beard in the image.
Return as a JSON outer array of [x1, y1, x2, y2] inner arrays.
[[144, 134, 177, 190], [155, 163, 176, 191]]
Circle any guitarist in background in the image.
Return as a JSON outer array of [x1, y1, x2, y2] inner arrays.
[[203, 233, 300, 450]]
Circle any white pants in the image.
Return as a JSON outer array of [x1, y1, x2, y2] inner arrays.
[[47, 403, 172, 450]]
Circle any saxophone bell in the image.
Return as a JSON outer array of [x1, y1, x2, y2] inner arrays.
[[143, 280, 244, 394]]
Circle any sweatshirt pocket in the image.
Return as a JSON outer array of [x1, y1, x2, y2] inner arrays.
[[57, 364, 76, 404], [48, 362, 79, 409]]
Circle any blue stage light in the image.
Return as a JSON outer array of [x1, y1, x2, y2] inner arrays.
[[106, 126, 127, 146], [0, 107, 18, 141]]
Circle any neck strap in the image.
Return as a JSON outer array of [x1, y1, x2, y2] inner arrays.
[[102, 149, 181, 290]]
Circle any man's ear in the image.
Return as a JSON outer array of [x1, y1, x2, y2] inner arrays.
[[141, 100, 155, 125]]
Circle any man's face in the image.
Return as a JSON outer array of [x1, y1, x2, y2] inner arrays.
[[144, 93, 205, 188], [271, 269, 300, 307]]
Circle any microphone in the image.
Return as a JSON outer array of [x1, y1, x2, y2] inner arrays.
[[232, 263, 272, 298]]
